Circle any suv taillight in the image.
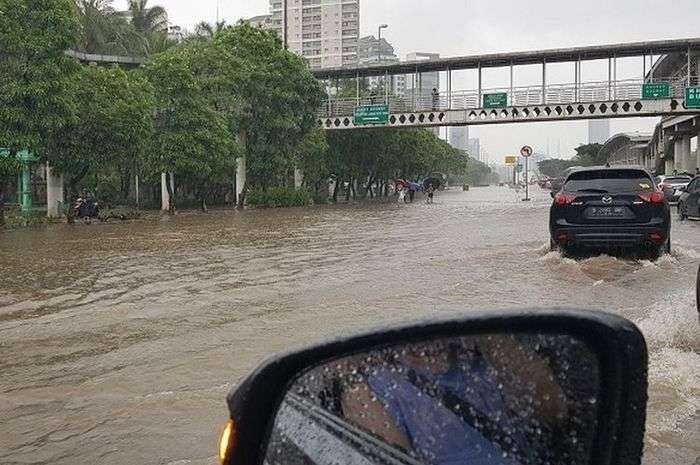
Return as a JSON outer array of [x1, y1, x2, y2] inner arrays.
[[638, 191, 665, 203], [554, 192, 577, 205]]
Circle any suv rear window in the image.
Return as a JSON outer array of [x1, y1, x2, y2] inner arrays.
[[564, 170, 654, 193], [663, 177, 691, 183]]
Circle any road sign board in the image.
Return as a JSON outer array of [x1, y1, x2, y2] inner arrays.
[[642, 82, 671, 99], [520, 145, 533, 157], [685, 86, 700, 108], [354, 104, 389, 125], [483, 92, 508, 109], [505, 155, 517, 165]]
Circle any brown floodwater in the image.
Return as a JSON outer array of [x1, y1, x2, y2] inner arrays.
[[1, 186, 698, 465]]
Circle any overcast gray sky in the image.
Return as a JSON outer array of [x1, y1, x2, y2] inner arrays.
[[116, 0, 700, 163]]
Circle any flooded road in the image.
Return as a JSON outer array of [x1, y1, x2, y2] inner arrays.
[[1, 186, 698, 465]]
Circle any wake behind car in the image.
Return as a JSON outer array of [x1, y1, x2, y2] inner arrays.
[[550, 166, 671, 258]]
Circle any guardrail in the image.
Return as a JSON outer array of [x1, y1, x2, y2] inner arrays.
[[319, 77, 693, 118]]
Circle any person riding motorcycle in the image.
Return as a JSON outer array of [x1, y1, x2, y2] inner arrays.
[[73, 189, 99, 219]]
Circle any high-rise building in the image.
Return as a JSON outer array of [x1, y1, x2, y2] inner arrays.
[[588, 120, 611, 145], [358, 35, 405, 95], [268, 0, 360, 69], [467, 138, 481, 161], [449, 127, 469, 152]]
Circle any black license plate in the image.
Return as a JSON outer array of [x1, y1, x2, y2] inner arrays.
[[590, 207, 625, 217]]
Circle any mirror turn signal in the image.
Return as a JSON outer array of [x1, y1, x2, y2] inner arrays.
[[218, 419, 235, 465]]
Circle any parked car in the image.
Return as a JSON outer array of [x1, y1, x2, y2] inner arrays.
[[677, 175, 700, 220], [656, 174, 692, 204], [550, 166, 671, 258]]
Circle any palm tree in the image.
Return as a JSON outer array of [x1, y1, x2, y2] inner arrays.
[[73, 0, 127, 54], [193, 20, 228, 40], [127, 0, 168, 35], [125, 0, 170, 56]]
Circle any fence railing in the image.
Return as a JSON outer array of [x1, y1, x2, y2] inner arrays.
[[319, 76, 692, 118]]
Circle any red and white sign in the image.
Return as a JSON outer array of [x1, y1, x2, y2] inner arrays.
[[520, 145, 533, 157]]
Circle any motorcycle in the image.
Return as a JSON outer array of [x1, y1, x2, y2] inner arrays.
[[73, 196, 99, 219]]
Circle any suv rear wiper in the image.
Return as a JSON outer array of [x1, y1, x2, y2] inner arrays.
[[575, 188, 609, 193]]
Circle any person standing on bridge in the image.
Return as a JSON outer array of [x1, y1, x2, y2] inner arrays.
[[432, 88, 440, 110]]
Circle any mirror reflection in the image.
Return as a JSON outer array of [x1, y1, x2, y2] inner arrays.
[[265, 332, 600, 465]]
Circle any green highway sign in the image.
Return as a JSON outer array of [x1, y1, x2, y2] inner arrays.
[[685, 86, 700, 108], [354, 104, 389, 125], [483, 92, 508, 109], [642, 82, 671, 99]]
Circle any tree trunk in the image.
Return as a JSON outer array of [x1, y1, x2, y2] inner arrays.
[[165, 173, 175, 215], [365, 174, 376, 198], [199, 184, 208, 213], [345, 177, 352, 202], [237, 180, 248, 208], [120, 167, 131, 203], [332, 178, 340, 203], [351, 180, 356, 200]]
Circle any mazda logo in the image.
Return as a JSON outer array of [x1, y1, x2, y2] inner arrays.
[[602, 195, 613, 204]]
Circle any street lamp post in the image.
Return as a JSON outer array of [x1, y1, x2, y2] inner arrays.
[[377, 24, 388, 63], [378, 24, 388, 100]]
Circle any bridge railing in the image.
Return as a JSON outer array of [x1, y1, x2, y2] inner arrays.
[[319, 76, 689, 118]]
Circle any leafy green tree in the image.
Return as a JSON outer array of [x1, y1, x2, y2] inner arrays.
[[144, 48, 237, 213], [0, 0, 78, 223], [211, 25, 325, 203], [0, 154, 21, 225], [44, 66, 155, 218], [573, 143, 605, 166], [294, 128, 329, 194], [537, 159, 578, 178]]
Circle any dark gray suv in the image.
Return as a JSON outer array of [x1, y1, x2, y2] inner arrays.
[[549, 166, 671, 258]]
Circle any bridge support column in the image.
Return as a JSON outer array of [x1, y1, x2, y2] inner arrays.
[[161, 172, 174, 211], [294, 167, 304, 189], [46, 163, 64, 218], [674, 136, 691, 173], [665, 158, 674, 175], [236, 157, 246, 205]]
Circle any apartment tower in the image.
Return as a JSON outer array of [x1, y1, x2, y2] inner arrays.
[[269, 0, 360, 69]]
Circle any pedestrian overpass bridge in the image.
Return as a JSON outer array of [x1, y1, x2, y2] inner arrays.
[[311, 38, 700, 130], [71, 38, 700, 131]]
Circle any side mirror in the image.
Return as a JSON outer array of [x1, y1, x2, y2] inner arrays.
[[221, 310, 647, 465], [550, 191, 556, 199]]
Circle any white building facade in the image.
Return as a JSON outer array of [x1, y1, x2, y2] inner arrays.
[[269, 0, 360, 69]]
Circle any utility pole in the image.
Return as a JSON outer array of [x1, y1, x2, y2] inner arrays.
[[283, 0, 288, 49]]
